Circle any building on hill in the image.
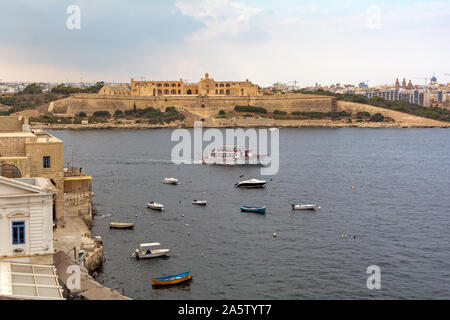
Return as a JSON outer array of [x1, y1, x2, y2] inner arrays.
[[98, 73, 261, 97]]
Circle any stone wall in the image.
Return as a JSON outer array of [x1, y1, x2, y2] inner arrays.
[[0, 117, 23, 132], [51, 93, 336, 117]]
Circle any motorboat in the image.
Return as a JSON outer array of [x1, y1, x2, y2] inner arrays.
[[152, 271, 192, 287], [109, 222, 134, 229], [147, 201, 164, 211], [192, 200, 207, 205], [131, 243, 170, 260], [292, 204, 320, 211], [163, 177, 178, 185], [235, 178, 267, 188], [240, 205, 266, 214]]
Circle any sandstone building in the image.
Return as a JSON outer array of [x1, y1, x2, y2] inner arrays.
[[99, 73, 260, 97], [0, 117, 64, 222]]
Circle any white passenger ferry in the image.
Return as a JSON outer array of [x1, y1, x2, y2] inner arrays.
[[202, 145, 269, 166]]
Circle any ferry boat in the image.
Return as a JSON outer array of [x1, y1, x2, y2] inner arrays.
[[202, 145, 268, 166]]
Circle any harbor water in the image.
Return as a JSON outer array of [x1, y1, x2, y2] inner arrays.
[[51, 128, 450, 300]]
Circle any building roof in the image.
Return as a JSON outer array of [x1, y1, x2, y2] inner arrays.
[[0, 262, 64, 300], [0, 176, 57, 197]]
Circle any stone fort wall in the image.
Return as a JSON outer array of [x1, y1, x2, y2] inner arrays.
[[51, 94, 337, 117]]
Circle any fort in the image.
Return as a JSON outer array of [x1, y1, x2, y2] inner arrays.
[[47, 73, 337, 118]]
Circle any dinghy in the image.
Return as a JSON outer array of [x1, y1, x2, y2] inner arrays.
[[147, 201, 164, 211], [109, 222, 134, 229], [292, 204, 320, 211], [152, 271, 192, 286], [235, 178, 267, 188], [192, 200, 207, 205], [240, 205, 266, 214], [131, 243, 170, 260], [163, 177, 178, 185]]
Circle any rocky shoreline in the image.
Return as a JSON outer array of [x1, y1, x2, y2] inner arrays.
[[32, 118, 450, 130]]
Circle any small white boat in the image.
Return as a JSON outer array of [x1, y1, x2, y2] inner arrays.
[[163, 177, 178, 185], [292, 204, 320, 211], [192, 200, 207, 205], [131, 243, 170, 260], [147, 201, 164, 211], [235, 178, 267, 188]]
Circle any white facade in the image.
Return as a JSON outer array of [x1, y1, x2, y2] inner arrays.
[[0, 176, 56, 264]]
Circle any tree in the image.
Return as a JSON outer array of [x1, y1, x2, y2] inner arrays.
[[20, 83, 42, 94]]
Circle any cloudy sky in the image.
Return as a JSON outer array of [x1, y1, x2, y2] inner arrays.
[[1, 0, 449, 87]]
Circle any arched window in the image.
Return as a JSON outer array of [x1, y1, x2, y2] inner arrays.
[[158, 89, 162, 95], [171, 89, 176, 94], [0, 164, 22, 178], [226, 83, 230, 87], [172, 83, 176, 87], [220, 84, 224, 87], [187, 89, 192, 95], [157, 83, 162, 87], [164, 83, 170, 87], [219, 89, 224, 94], [178, 90, 181, 94], [164, 89, 169, 95], [226, 89, 230, 95]]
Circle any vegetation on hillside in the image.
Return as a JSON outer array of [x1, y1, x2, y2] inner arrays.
[[51, 82, 105, 94], [295, 89, 450, 122], [0, 92, 64, 116], [235, 105, 267, 113], [30, 106, 185, 125]]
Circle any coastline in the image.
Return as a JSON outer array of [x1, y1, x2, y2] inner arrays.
[[32, 118, 450, 130]]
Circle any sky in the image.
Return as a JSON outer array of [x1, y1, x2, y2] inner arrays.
[[1, 0, 449, 87]]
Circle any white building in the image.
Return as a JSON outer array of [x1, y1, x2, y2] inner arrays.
[[0, 176, 56, 265]]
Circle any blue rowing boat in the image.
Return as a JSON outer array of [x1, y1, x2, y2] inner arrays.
[[152, 271, 192, 286], [240, 205, 266, 214]]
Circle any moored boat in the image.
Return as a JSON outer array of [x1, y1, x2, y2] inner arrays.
[[147, 201, 164, 211], [109, 222, 134, 229], [192, 200, 207, 205], [240, 205, 266, 214], [163, 177, 178, 185], [235, 178, 267, 188], [131, 243, 170, 260], [292, 204, 320, 211], [152, 271, 192, 286]]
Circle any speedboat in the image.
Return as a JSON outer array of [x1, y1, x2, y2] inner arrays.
[[192, 200, 207, 205], [292, 204, 320, 211], [240, 205, 266, 214], [147, 201, 164, 211], [235, 178, 267, 188], [163, 177, 178, 185], [152, 271, 192, 287], [131, 243, 170, 260], [109, 222, 134, 229]]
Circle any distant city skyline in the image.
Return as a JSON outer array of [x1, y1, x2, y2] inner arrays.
[[1, 0, 449, 86]]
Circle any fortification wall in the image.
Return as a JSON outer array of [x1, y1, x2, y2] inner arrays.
[[50, 93, 336, 117]]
